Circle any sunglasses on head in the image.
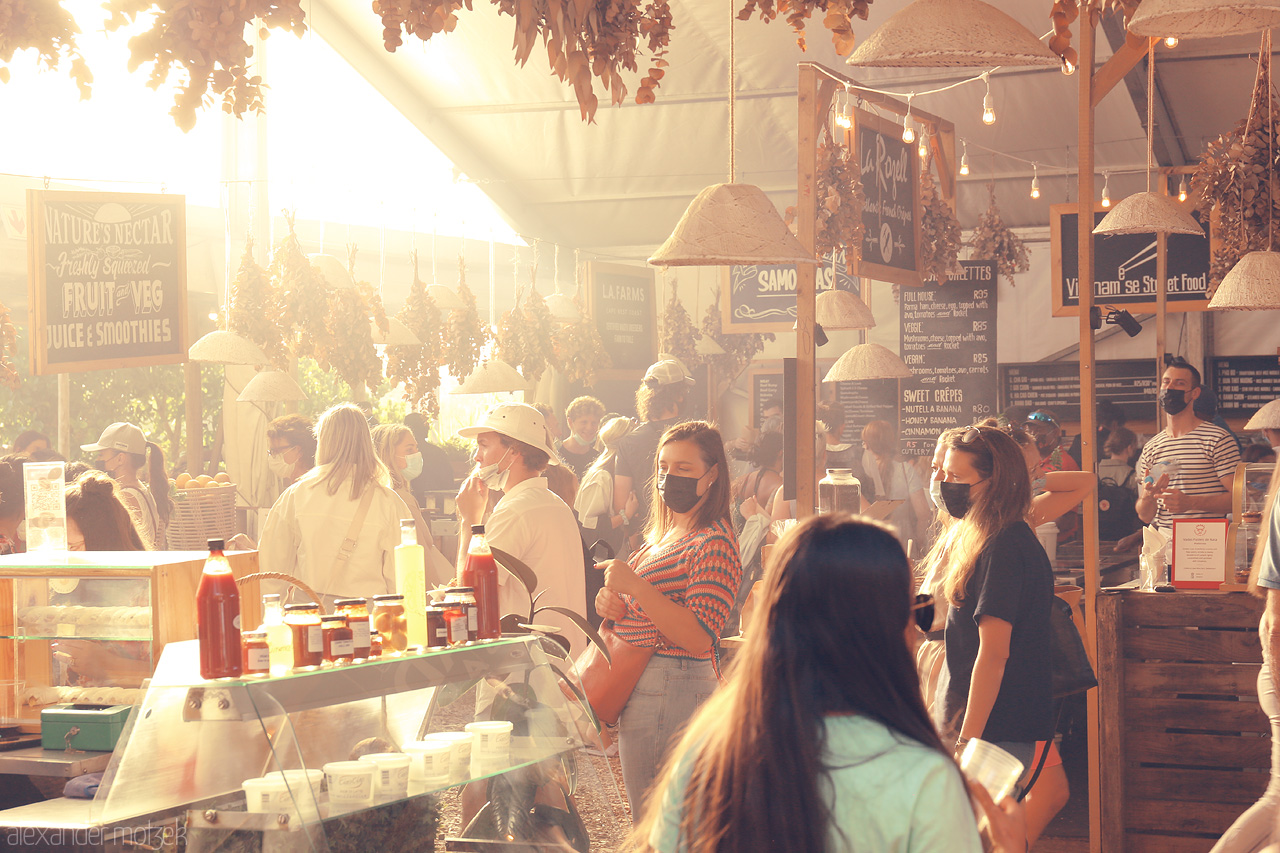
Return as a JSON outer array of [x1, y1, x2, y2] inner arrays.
[[1026, 411, 1059, 429], [911, 593, 935, 633]]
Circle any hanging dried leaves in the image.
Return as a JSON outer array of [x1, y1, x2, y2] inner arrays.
[[918, 156, 963, 283], [1191, 34, 1280, 292], [387, 252, 446, 418], [700, 288, 772, 386], [443, 256, 489, 382], [104, 0, 306, 131], [659, 281, 701, 368], [321, 286, 383, 394], [0, 300, 20, 390], [553, 291, 611, 386], [969, 188, 1029, 286], [227, 237, 288, 370], [272, 213, 331, 362], [818, 131, 864, 269], [516, 286, 558, 384], [375, 0, 674, 122], [736, 0, 871, 54], [0, 0, 92, 96], [1047, 0, 1078, 73], [494, 306, 525, 371]]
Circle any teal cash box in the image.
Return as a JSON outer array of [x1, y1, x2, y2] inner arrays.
[[41, 704, 132, 752]]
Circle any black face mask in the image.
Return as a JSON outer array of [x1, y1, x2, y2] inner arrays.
[[658, 471, 705, 514], [1159, 388, 1189, 416], [939, 481, 974, 520]]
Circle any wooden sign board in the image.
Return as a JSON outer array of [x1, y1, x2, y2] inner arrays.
[[585, 261, 658, 379], [998, 358, 1157, 424], [852, 107, 921, 287], [722, 250, 859, 333], [746, 364, 784, 428], [1050, 203, 1211, 316], [1210, 355, 1280, 419], [26, 190, 189, 374]]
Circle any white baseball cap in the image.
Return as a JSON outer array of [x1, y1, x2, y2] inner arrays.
[[643, 357, 695, 388], [80, 422, 146, 455], [1246, 398, 1280, 431], [457, 403, 560, 465]]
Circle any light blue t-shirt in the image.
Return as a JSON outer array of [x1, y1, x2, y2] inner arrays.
[[1256, 497, 1280, 590], [648, 714, 983, 853]]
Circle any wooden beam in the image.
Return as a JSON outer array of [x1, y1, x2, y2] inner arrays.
[[795, 65, 825, 518], [1092, 31, 1153, 109]]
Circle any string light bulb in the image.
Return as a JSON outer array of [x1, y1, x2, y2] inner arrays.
[[1177, 175, 1188, 203], [1030, 165, 1041, 200], [1061, 56, 1076, 76], [902, 96, 915, 144], [1164, 35, 1179, 48], [1101, 172, 1111, 208], [960, 141, 970, 176], [918, 130, 928, 159], [834, 86, 852, 130], [981, 74, 996, 125]]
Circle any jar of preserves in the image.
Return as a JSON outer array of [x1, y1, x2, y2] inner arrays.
[[443, 587, 478, 642], [369, 631, 384, 659], [321, 615, 355, 663], [283, 603, 324, 668], [335, 598, 372, 659], [818, 469, 861, 515], [241, 630, 269, 676], [371, 594, 408, 652], [426, 605, 449, 649]]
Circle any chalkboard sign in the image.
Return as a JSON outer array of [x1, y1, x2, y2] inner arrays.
[[722, 250, 859, 333], [999, 359, 1157, 424], [747, 366, 784, 427], [26, 190, 188, 374], [586, 261, 657, 377], [824, 378, 899, 445], [853, 107, 921, 287], [1210, 355, 1280, 419], [1051, 203, 1211, 316], [898, 260, 1000, 458]]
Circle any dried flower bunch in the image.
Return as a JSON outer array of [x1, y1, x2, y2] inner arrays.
[[443, 256, 490, 382], [272, 212, 332, 363], [918, 156, 963, 283], [1048, 0, 1078, 72], [736, 0, 870, 53], [553, 290, 611, 386], [0, 300, 19, 389], [659, 281, 701, 368], [815, 131, 865, 270], [319, 246, 388, 394], [386, 252, 446, 417], [515, 285, 558, 384], [969, 187, 1029, 286], [227, 237, 288, 369], [1191, 38, 1280, 291], [0, 0, 92, 95], [495, 305, 525, 371], [700, 288, 772, 385], [104, 0, 306, 131]]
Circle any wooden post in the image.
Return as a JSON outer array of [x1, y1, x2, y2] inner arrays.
[[795, 65, 821, 518], [184, 362, 203, 475], [1156, 230, 1169, 429], [57, 374, 70, 457]]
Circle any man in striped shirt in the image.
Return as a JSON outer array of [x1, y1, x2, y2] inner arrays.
[[1135, 358, 1240, 537]]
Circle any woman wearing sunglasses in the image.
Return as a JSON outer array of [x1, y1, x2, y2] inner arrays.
[[633, 514, 1025, 852], [917, 426, 1055, 813]]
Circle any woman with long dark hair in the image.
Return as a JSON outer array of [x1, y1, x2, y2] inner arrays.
[[595, 420, 742, 818], [65, 472, 146, 551], [635, 514, 1024, 852]]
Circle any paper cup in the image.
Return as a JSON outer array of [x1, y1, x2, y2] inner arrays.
[[429, 731, 475, 779], [242, 776, 286, 814], [405, 738, 454, 786], [959, 739, 1025, 803], [466, 720, 513, 775], [359, 752, 412, 800], [323, 761, 376, 813]]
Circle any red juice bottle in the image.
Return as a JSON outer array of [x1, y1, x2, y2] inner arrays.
[[461, 525, 501, 640], [197, 538, 242, 679]]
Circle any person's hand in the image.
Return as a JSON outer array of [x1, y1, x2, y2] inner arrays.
[[1141, 472, 1169, 499], [456, 475, 489, 526], [624, 490, 639, 524], [740, 496, 760, 518], [227, 533, 256, 551], [1160, 488, 1190, 514], [967, 779, 1027, 853], [600, 558, 646, 598], [594, 587, 626, 622]]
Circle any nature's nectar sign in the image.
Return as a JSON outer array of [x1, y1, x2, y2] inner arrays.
[[26, 190, 189, 374]]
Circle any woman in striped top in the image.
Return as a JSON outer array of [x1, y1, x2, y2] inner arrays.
[[596, 420, 742, 819]]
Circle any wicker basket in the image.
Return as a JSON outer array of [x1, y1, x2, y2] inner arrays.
[[166, 484, 238, 549]]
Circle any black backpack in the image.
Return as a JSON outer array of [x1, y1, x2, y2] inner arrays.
[[1097, 475, 1141, 540]]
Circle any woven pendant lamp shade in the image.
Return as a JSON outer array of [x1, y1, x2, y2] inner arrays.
[[308, 254, 357, 289], [188, 330, 268, 365], [237, 370, 307, 403], [370, 316, 421, 346], [1093, 192, 1204, 236], [1128, 0, 1280, 38], [847, 0, 1058, 67], [823, 343, 913, 382], [1209, 251, 1280, 309], [816, 289, 877, 330], [649, 184, 817, 267], [453, 359, 529, 394], [1246, 398, 1280, 429], [427, 284, 465, 311]]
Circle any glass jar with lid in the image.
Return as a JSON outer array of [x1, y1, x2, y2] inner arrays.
[[334, 598, 371, 659], [818, 469, 861, 515], [371, 594, 408, 652], [321, 615, 355, 663], [283, 603, 323, 668]]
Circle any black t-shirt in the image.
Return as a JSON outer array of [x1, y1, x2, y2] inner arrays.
[[614, 417, 680, 518], [556, 440, 599, 479], [941, 521, 1054, 744]]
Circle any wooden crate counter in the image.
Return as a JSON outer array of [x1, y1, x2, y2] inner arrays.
[[1097, 587, 1268, 852]]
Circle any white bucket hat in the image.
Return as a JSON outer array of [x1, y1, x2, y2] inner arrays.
[[1246, 398, 1280, 431], [80, 422, 146, 455], [457, 403, 560, 465]]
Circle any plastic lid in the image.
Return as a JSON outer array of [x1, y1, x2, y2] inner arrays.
[[471, 524, 485, 534], [320, 615, 347, 624], [372, 594, 405, 602], [333, 598, 366, 607], [242, 630, 267, 639], [284, 603, 319, 612], [207, 538, 225, 550], [446, 587, 475, 594]]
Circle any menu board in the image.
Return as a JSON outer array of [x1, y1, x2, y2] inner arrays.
[[26, 190, 188, 374], [1051, 204, 1211, 316], [723, 250, 859, 333], [1210, 355, 1280, 418], [748, 367, 784, 427], [898, 261, 999, 458], [853, 107, 921, 287], [586, 261, 657, 376], [998, 359, 1156, 423], [824, 378, 899, 444]]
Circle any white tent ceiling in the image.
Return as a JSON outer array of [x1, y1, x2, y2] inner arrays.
[[309, 0, 1270, 260]]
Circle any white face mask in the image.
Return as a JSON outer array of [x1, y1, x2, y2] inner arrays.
[[268, 454, 294, 480], [474, 447, 512, 491], [403, 452, 423, 481]]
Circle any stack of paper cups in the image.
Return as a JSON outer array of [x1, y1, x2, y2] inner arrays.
[[405, 737, 455, 793], [323, 761, 376, 815], [466, 721, 513, 776]]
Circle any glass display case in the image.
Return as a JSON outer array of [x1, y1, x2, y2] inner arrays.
[[1232, 463, 1276, 581], [0, 635, 624, 852], [0, 551, 261, 724]]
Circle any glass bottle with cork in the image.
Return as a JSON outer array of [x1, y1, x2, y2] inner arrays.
[[394, 520, 428, 647], [460, 524, 501, 640], [197, 538, 242, 680]]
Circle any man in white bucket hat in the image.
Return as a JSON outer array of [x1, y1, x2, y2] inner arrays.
[[1246, 398, 1280, 455], [456, 402, 584, 654]]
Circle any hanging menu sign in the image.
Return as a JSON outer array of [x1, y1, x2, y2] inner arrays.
[[586, 261, 657, 376], [747, 366, 785, 427], [1210, 355, 1280, 418], [853, 106, 921, 287], [825, 378, 899, 444], [723, 250, 858, 333], [1051, 203, 1211, 316], [26, 190, 188, 374], [898, 260, 999, 458], [998, 358, 1156, 424]]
